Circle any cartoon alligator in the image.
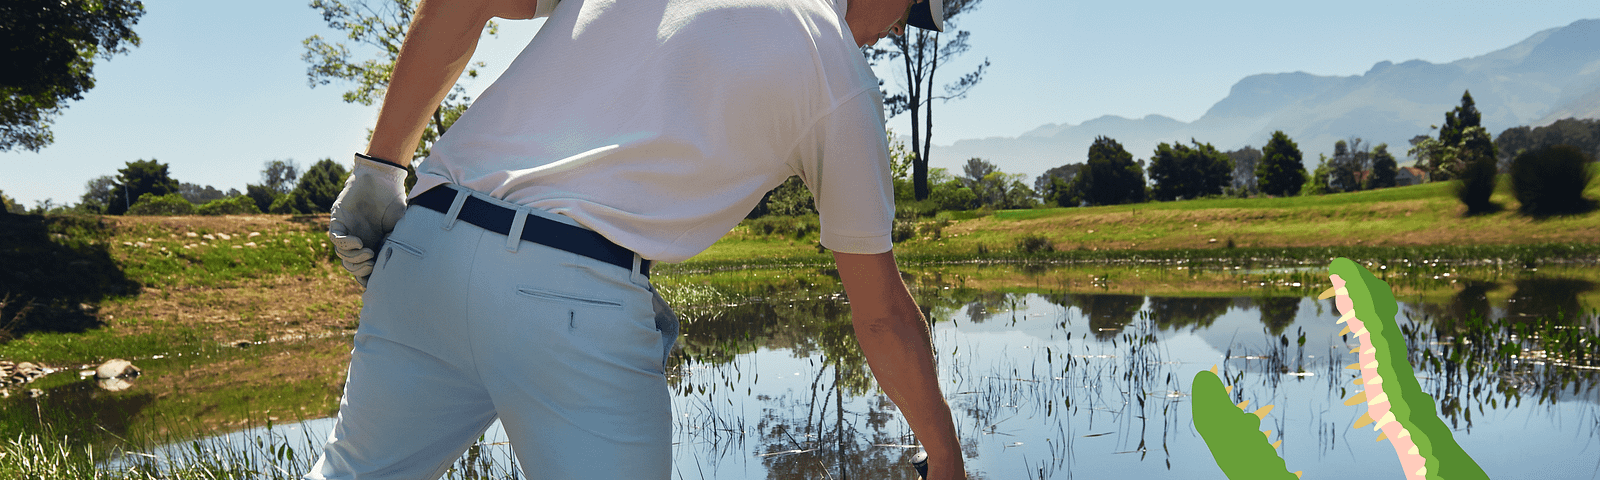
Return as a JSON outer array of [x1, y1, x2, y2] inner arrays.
[[1191, 258, 1489, 480]]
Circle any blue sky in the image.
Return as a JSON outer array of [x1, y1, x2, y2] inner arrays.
[[4, 0, 1598, 207]]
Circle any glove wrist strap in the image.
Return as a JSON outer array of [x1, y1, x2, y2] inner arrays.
[[354, 152, 408, 171]]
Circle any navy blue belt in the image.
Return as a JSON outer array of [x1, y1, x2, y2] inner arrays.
[[412, 186, 649, 277]]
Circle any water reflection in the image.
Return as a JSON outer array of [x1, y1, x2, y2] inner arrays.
[[20, 263, 1599, 479], [657, 265, 1600, 479]]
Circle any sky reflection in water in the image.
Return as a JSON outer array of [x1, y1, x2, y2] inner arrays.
[[135, 269, 1600, 479]]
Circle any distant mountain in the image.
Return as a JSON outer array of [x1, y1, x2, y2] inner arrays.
[[928, 18, 1600, 180]]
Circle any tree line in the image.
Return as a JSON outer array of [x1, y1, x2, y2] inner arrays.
[[2, 158, 351, 216], [743, 92, 1594, 221]]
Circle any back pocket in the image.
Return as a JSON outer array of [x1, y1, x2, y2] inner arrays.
[[515, 285, 623, 309]]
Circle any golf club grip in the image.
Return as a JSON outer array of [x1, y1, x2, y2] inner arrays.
[[912, 450, 929, 479]]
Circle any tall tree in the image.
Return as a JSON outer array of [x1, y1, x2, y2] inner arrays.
[[960, 158, 1006, 207], [1256, 131, 1306, 197], [1034, 163, 1083, 194], [1147, 140, 1233, 201], [301, 0, 498, 159], [261, 159, 301, 195], [1225, 146, 1262, 194], [108, 158, 179, 215], [293, 158, 351, 213], [80, 175, 116, 213], [1, 0, 145, 152], [1327, 137, 1367, 193], [1411, 90, 1488, 181], [867, 0, 989, 201], [1071, 136, 1146, 206], [178, 183, 228, 205], [1367, 143, 1398, 189]]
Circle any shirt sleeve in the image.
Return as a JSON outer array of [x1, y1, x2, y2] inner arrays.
[[791, 87, 895, 255], [535, 0, 559, 18]]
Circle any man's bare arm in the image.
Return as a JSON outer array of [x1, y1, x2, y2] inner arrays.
[[834, 250, 965, 479], [365, 0, 544, 166]]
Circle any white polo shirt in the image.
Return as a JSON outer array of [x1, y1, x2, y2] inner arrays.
[[413, 0, 895, 264]]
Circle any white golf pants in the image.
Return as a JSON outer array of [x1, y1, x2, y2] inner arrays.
[[306, 185, 677, 480]]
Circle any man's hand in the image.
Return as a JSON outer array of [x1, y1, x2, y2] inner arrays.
[[328, 154, 409, 286]]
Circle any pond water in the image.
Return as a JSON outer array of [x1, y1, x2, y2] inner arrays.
[[17, 262, 1600, 479]]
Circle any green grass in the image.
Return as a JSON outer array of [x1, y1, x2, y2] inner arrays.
[[110, 222, 333, 289], [676, 177, 1600, 270]]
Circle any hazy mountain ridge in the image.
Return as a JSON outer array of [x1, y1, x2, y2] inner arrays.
[[929, 18, 1600, 179]]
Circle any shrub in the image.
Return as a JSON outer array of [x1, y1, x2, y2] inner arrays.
[[197, 196, 262, 216], [892, 219, 916, 243], [125, 193, 194, 216], [930, 184, 977, 211], [1016, 235, 1054, 254], [740, 215, 819, 240], [269, 190, 315, 214], [1455, 154, 1499, 214], [1510, 145, 1596, 215]]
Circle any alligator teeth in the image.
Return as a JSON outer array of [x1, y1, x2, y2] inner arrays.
[[1294, 471, 1303, 479], [1346, 363, 1361, 370], [1376, 432, 1388, 442], [1369, 375, 1384, 385], [1210, 365, 1218, 374], [1353, 377, 1364, 385], [1367, 392, 1388, 405], [1336, 311, 1355, 324], [1363, 361, 1379, 369], [1225, 385, 1233, 394], [1253, 405, 1274, 419], [1398, 428, 1410, 438], [1340, 325, 1351, 336], [1271, 439, 1282, 449], [1353, 326, 1369, 336], [1374, 411, 1397, 430], [1415, 466, 1427, 476], [1263, 430, 1272, 438], [1318, 286, 1339, 299], [1353, 414, 1374, 429], [1236, 400, 1250, 410], [1363, 347, 1375, 355], [1344, 391, 1367, 406], [1408, 445, 1419, 455]]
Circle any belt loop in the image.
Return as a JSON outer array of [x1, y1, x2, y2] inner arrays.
[[442, 188, 469, 231], [505, 205, 531, 253], [630, 253, 648, 285]]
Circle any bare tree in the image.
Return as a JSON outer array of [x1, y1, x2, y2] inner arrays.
[[262, 159, 301, 195], [867, 0, 989, 200]]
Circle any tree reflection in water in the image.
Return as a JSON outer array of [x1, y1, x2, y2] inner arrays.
[[653, 264, 1598, 479]]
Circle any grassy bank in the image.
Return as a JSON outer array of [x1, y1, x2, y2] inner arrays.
[[677, 178, 1600, 270]]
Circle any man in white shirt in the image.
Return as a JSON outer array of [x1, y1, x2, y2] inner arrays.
[[313, 0, 964, 478]]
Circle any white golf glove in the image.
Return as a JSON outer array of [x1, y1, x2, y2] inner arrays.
[[328, 153, 409, 287]]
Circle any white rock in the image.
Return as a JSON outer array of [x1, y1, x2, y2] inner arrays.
[[245, 242, 257, 247], [186, 232, 199, 237], [248, 232, 261, 238], [95, 359, 140, 379], [217, 233, 232, 240], [203, 234, 216, 240]]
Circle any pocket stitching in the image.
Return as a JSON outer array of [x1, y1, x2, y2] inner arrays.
[[386, 237, 425, 257], [515, 285, 623, 309]]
